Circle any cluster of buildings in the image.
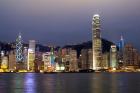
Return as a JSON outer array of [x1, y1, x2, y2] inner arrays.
[[91, 14, 140, 72], [0, 32, 79, 72], [0, 14, 140, 72], [0, 38, 79, 72]]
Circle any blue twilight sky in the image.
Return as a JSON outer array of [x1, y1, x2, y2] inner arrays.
[[0, 0, 140, 49]]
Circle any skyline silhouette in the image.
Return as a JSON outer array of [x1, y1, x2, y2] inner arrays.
[[0, 0, 140, 50]]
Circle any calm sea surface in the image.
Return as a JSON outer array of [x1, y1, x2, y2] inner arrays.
[[0, 73, 140, 93]]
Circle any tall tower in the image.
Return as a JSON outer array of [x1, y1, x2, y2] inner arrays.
[[119, 35, 125, 52], [50, 47, 55, 66], [92, 14, 102, 70], [118, 35, 125, 64], [16, 33, 23, 62], [23, 47, 28, 69], [110, 45, 118, 69], [27, 40, 36, 71]]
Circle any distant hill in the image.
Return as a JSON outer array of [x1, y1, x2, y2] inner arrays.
[[0, 38, 115, 57], [63, 38, 115, 57], [36, 44, 50, 52], [0, 42, 13, 52], [0, 42, 58, 52]]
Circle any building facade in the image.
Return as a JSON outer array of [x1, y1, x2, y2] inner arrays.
[[102, 52, 110, 69], [123, 44, 139, 69], [110, 45, 118, 69], [80, 49, 93, 70], [42, 52, 51, 71], [69, 49, 77, 71], [16, 33, 23, 62], [92, 14, 102, 70], [27, 40, 36, 71], [8, 50, 16, 71]]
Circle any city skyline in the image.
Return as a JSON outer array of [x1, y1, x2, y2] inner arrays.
[[0, 1, 140, 93], [0, 0, 140, 50], [0, 13, 139, 73]]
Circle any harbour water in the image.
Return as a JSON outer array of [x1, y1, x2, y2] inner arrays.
[[0, 73, 140, 93]]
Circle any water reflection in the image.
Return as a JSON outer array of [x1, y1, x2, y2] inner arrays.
[[41, 74, 56, 93], [92, 73, 105, 93], [0, 73, 140, 93], [110, 73, 118, 93], [12, 74, 24, 93], [24, 73, 36, 93], [92, 73, 121, 93]]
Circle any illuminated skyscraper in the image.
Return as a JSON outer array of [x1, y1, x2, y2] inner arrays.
[[118, 35, 125, 64], [50, 47, 55, 66], [92, 14, 102, 70], [9, 51, 16, 71], [27, 40, 36, 71], [80, 49, 93, 70], [1, 56, 8, 70], [69, 49, 77, 71], [16, 33, 23, 62], [42, 52, 51, 71], [124, 44, 139, 68], [110, 45, 118, 69], [23, 47, 28, 69]]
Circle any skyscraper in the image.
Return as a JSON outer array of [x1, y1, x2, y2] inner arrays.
[[9, 50, 16, 71], [16, 33, 23, 62], [110, 45, 118, 69], [80, 49, 93, 70], [23, 47, 28, 70], [92, 14, 102, 70], [29, 40, 36, 52], [123, 44, 139, 68], [118, 35, 125, 64], [50, 47, 55, 66], [1, 56, 8, 70], [69, 49, 77, 71], [27, 40, 36, 71], [42, 52, 51, 71]]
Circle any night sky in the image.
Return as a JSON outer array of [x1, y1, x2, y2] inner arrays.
[[0, 0, 140, 49]]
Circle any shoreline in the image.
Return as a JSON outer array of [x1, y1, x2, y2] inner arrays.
[[0, 71, 140, 74]]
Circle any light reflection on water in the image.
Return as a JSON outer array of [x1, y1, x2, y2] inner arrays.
[[24, 73, 36, 93], [0, 73, 140, 93], [12, 74, 24, 93]]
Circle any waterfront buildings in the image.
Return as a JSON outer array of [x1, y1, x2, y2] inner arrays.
[[42, 52, 51, 71], [88, 49, 93, 69], [56, 48, 78, 72], [27, 40, 36, 71], [118, 35, 125, 67], [69, 49, 78, 71], [102, 52, 110, 69], [80, 49, 93, 70], [15, 33, 26, 70], [35, 51, 43, 72], [123, 44, 139, 69], [0, 14, 140, 72], [8, 51, 16, 71], [92, 14, 102, 70], [110, 45, 118, 69], [81, 49, 88, 70], [16, 33, 23, 62], [64, 54, 70, 71], [1, 56, 8, 70], [55, 48, 63, 71], [23, 47, 28, 70], [61, 48, 70, 72]]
